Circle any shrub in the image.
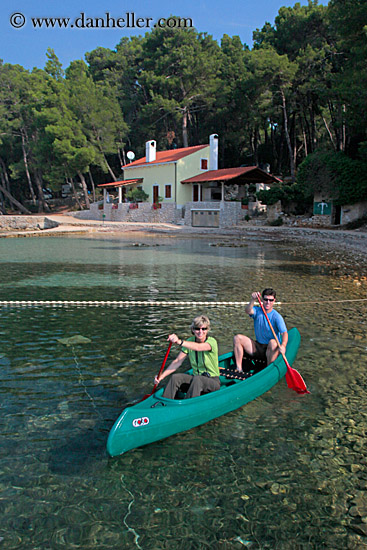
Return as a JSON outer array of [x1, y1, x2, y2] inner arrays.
[[256, 183, 312, 213], [268, 217, 283, 226], [126, 188, 149, 203], [297, 151, 367, 206]]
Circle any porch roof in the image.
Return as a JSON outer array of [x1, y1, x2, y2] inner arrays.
[[181, 167, 281, 185], [98, 178, 143, 188]]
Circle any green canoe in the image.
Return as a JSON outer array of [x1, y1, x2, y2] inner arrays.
[[107, 327, 301, 457]]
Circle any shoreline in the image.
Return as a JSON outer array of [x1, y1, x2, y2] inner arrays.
[[1, 214, 367, 278]]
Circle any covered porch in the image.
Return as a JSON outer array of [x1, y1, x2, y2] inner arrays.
[[98, 178, 143, 207], [181, 166, 281, 227], [181, 166, 281, 202]]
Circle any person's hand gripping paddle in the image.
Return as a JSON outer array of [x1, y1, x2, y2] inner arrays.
[[256, 293, 310, 395]]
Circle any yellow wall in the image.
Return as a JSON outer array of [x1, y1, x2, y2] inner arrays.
[[123, 145, 210, 205], [124, 163, 175, 203], [176, 146, 210, 204]]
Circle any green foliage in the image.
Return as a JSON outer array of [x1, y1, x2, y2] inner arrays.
[[268, 217, 283, 226], [257, 182, 312, 209], [126, 187, 149, 203], [297, 151, 367, 206]]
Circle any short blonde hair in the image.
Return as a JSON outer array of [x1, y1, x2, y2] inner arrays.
[[190, 314, 211, 334]]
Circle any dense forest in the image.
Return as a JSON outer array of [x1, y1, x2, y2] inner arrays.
[[0, 0, 366, 213]]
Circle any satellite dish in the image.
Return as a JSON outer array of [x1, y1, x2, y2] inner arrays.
[[127, 151, 135, 161]]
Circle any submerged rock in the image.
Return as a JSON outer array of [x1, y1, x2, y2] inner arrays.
[[57, 335, 92, 346]]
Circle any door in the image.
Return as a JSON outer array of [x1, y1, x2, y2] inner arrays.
[[153, 185, 159, 203]]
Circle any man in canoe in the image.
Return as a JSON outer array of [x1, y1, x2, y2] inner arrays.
[[155, 314, 220, 399], [234, 288, 288, 372]]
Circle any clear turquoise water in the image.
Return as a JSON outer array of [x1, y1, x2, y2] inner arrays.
[[0, 234, 366, 549]]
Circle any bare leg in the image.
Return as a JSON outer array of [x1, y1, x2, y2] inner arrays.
[[266, 339, 280, 365], [233, 334, 257, 372]]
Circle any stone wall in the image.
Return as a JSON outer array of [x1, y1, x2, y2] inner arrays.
[[74, 200, 251, 228], [266, 201, 282, 222], [73, 202, 179, 224], [311, 214, 332, 227], [0, 216, 59, 231], [341, 201, 367, 225], [183, 201, 242, 228]]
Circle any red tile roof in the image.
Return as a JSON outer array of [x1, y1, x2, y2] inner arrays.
[[124, 144, 208, 168], [181, 167, 282, 184], [98, 178, 143, 188]]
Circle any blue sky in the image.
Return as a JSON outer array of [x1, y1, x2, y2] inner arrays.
[[2, 0, 329, 71]]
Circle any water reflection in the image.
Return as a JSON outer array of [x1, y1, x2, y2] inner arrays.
[[0, 234, 366, 549]]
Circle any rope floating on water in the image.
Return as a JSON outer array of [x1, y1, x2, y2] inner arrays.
[[0, 300, 248, 307], [0, 298, 366, 308]]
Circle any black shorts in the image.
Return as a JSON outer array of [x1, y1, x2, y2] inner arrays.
[[252, 341, 268, 359]]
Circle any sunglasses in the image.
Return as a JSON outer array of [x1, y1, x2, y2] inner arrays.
[[263, 298, 275, 302], [194, 327, 208, 331]]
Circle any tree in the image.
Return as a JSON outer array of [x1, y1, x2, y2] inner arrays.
[[297, 151, 367, 205], [327, 0, 367, 153], [137, 21, 221, 148], [246, 47, 298, 180], [65, 60, 128, 182]]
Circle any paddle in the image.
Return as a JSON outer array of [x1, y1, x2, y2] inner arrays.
[[256, 292, 310, 395], [138, 342, 172, 402]]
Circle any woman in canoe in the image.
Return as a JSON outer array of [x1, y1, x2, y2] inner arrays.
[[155, 314, 220, 399]]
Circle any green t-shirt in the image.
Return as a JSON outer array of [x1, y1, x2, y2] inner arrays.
[[182, 336, 219, 377]]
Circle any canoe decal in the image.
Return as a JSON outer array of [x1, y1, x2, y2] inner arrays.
[[132, 417, 150, 427]]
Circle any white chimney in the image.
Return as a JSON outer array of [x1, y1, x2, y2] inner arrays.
[[209, 134, 218, 171], [146, 140, 156, 163]]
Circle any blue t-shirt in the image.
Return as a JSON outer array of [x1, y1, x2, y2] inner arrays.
[[250, 307, 287, 344]]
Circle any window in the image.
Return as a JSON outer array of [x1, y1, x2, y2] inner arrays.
[[165, 185, 172, 199], [200, 158, 208, 170]]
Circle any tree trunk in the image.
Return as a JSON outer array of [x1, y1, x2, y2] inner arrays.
[[34, 171, 50, 213], [322, 116, 336, 150], [0, 182, 31, 214], [0, 157, 11, 193], [77, 171, 90, 209], [102, 152, 117, 181], [270, 123, 278, 173], [88, 170, 96, 202], [118, 147, 126, 170], [182, 107, 189, 148], [342, 104, 346, 152], [68, 178, 83, 210], [21, 129, 37, 204], [281, 89, 295, 182]]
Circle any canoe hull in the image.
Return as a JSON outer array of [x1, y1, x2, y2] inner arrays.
[[107, 327, 301, 457]]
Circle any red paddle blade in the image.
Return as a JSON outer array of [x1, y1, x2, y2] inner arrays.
[[285, 367, 310, 395]]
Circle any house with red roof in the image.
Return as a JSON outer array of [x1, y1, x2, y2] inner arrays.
[[95, 135, 280, 227]]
